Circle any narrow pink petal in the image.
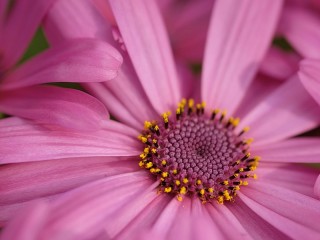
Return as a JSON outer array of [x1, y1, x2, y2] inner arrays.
[[44, 0, 112, 45], [299, 59, 320, 106], [0, 157, 137, 224], [202, 0, 282, 114], [234, 75, 282, 119], [252, 138, 320, 163], [0, 201, 49, 240], [0, 0, 56, 69], [228, 198, 289, 239], [0, 86, 109, 131], [109, 0, 181, 114], [115, 194, 171, 239], [315, 175, 320, 198], [256, 163, 319, 198], [1, 38, 122, 90], [260, 47, 300, 80], [240, 76, 320, 146], [0, 118, 140, 164], [0, 157, 137, 205], [164, 0, 213, 62], [41, 172, 154, 240], [206, 204, 252, 240], [84, 53, 159, 130], [280, 5, 320, 58], [242, 181, 320, 234]]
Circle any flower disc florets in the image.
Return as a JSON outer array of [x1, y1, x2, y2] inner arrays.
[[138, 99, 259, 204]]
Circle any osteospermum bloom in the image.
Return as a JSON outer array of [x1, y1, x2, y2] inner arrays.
[[0, 0, 122, 130], [1, 0, 320, 239]]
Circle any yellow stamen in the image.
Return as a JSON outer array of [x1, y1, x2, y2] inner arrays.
[[180, 187, 187, 194], [183, 178, 189, 184], [162, 172, 168, 178], [196, 179, 202, 185], [175, 180, 181, 186], [199, 189, 205, 195], [164, 187, 172, 193]]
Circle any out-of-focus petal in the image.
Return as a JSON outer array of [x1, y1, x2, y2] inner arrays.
[[40, 172, 155, 240], [260, 47, 299, 80], [1, 38, 122, 90], [280, 6, 320, 58], [299, 59, 320, 106], [256, 163, 320, 198], [109, 0, 181, 114], [202, 0, 282, 114], [0, 0, 56, 69], [44, 0, 112, 45], [207, 204, 252, 240], [315, 175, 320, 198], [0, 86, 109, 131], [0, 117, 140, 164], [240, 76, 320, 146], [0, 156, 137, 224], [253, 138, 320, 163], [240, 182, 320, 238], [0, 201, 49, 240]]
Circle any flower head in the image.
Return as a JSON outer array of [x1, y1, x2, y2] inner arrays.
[[1, 0, 320, 239]]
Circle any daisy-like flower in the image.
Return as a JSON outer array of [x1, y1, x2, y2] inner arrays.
[[1, 0, 320, 239], [0, 0, 122, 130]]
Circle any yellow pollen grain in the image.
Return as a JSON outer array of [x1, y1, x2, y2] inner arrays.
[[139, 153, 146, 159], [239, 168, 244, 172], [149, 168, 156, 173], [245, 138, 254, 145], [243, 126, 250, 132], [188, 99, 194, 108], [155, 168, 161, 173], [161, 160, 167, 165], [145, 162, 153, 169], [151, 148, 157, 154], [254, 156, 261, 161], [176, 108, 181, 115], [253, 174, 258, 179], [143, 148, 149, 154], [223, 180, 229, 185], [172, 169, 178, 174], [138, 161, 144, 167], [196, 179, 202, 185], [199, 189, 205, 195], [164, 187, 172, 193], [144, 121, 152, 129], [154, 125, 159, 131], [175, 180, 181, 186], [140, 137, 148, 143], [234, 186, 240, 191], [217, 196, 224, 204], [242, 181, 249, 186], [180, 187, 187, 194], [213, 109, 220, 114], [208, 188, 214, 193], [183, 178, 189, 184], [177, 195, 183, 201], [201, 101, 206, 108], [162, 172, 168, 178], [232, 117, 240, 126]]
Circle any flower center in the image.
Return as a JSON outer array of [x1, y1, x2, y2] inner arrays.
[[138, 99, 259, 204]]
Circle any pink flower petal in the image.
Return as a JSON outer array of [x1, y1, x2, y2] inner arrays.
[[0, 156, 137, 224], [260, 47, 300, 81], [44, 0, 112, 45], [253, 138, 320, 163], [257, 163, 319, 198], [280, 5, 320, 58], [109, 0, 181, 114], [240, 182, 320, 238], [229, 197, 289, 239], [163, 0, 213, 62], [206, 204, 252, 240], [0, 117, 140, 164], [315, 175, 320, 198], [299, 59, 320, 106], [0, 201, 49, 240], [84, 54, 159, 131], [0, 86, 109, 131], [235, 75, 282, 119], [1, 38, 122, 90], [240, 76, 320, 146], [0, 0, 56, 69], [202, 0, 282, 114], [41, 172, 154, 240]]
